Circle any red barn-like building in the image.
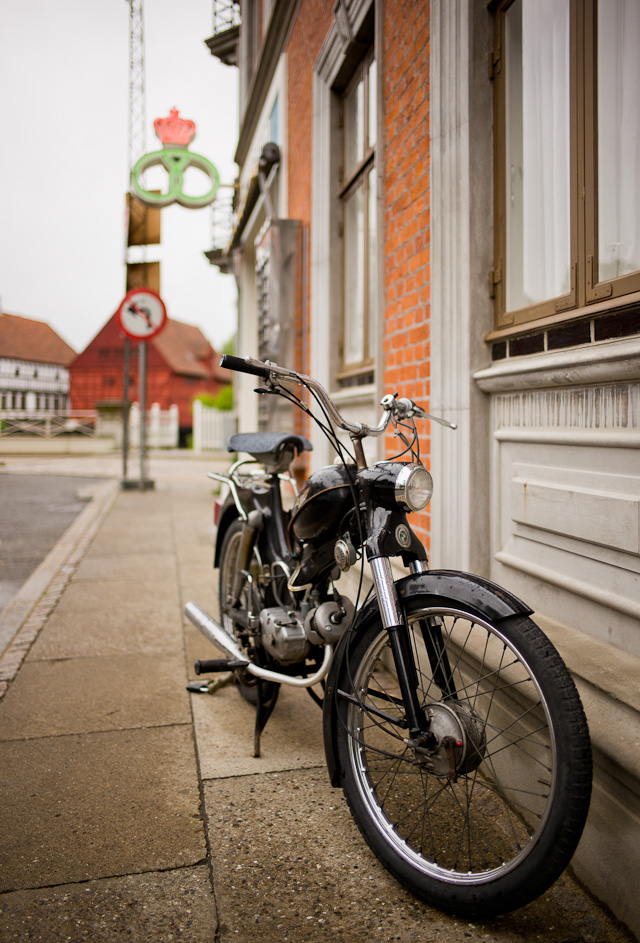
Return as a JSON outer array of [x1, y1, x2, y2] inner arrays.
[[70, 312, 229, 442]]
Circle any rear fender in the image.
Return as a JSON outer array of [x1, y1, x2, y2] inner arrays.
[[322, 569, 533, 787], [213, 495, 247, 568]]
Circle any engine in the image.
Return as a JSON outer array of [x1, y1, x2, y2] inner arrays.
[[259, 596, 355, 664]]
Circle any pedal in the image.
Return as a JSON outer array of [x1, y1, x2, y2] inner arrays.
[[187, 672, 236, 695], [186, 680, 214, 694]]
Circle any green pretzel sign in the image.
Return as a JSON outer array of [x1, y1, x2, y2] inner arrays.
[[131, 108, 220, 209]]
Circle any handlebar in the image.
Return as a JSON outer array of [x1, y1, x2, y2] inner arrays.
[[221, 354, 456, 435], [220, 354, 272, 379]]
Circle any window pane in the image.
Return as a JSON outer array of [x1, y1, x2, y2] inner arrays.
[[343, 184, 365, 365], [597, 0, 640, 281], [504, 0, 571, 311], [344, 74, 364, 177], [269, 95, 279, 144], [368, 57, 377, 149]]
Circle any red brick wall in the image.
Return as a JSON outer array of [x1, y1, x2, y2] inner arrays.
[[382, 0, 431, 546], [286, 0, 333, 449], [287, 0, 333, 225], [281, 1, 432, 543]]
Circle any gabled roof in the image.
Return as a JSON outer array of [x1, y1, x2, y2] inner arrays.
[[0, 312, 76, 366], [152, 318, 214, 378], [151, 317, 230, 382]]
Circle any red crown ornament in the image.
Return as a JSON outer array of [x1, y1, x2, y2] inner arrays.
[[153, 108, 196, 148]]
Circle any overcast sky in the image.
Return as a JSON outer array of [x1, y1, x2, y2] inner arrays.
[[0, 0, 239, 355]]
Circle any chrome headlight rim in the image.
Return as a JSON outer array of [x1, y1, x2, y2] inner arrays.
[[394, 464, 433, 512]]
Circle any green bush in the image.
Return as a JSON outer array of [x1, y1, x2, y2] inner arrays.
[[192, 385, 233, 412], [212, 385, 233, 411]]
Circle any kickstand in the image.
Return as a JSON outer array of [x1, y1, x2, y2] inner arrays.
[[254, 681, 280, 758]]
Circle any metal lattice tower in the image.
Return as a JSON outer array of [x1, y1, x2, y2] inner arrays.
[[128, 0, 146, 178], [127, 0, 148, 263]]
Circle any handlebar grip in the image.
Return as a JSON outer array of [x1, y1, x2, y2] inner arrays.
[[220, 354, 271, 379]]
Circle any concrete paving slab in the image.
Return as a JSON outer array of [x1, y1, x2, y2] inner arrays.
[[27, 607, 182, 659], [103, 500, 173, 519], [191, 680, 325, 779], [73, 551, 177, 583], [81, 527, 174, 558], [0, 725, 206, 891], [173, 530, 216, 566], [0, 652, 190, 740], [181, 580, 217, 617], [52, 577, 180, 615], [0, 864, 217, 943], [204, 767, 631, 943], [178, 560, 217, 586]]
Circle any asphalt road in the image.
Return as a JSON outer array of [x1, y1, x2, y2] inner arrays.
[[0, 475, 99, 613]]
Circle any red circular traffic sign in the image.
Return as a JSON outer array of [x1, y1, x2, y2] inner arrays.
[[117, 288, 168, 341]]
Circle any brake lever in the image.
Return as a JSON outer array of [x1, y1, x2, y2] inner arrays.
[[382, 394, 457, 429], [417, 408, 457, 430]]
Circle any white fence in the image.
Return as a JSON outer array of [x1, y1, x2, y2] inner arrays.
[[0, 410, 97, 437], [128, 403, 179, 448], [192, 400, 237, 452]]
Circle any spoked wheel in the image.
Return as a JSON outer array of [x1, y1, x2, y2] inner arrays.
[[335, 599, 592, 918], [218, 519, 279, 708]]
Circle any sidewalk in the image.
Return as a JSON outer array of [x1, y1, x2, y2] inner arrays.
[[0, 454, 635, 942]]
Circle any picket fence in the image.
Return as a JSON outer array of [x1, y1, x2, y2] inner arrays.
[[192, 400, 237, 453], [128, 403, 179, 448]]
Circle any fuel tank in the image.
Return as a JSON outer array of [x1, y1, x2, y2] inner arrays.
[[289, 464, 355, 542]]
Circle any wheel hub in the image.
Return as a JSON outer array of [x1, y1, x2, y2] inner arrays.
[[414, 702, 487, 779]]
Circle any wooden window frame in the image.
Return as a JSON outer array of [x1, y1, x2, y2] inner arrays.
[[492, 0, 640, 335], [337, 46, 376, 381]]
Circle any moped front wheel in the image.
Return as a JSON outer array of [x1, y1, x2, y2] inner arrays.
[[334, 598, 592, 918]]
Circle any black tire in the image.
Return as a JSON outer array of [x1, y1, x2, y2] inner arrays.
[[334, 598, 592, 918], [218, 518, 278, 707]]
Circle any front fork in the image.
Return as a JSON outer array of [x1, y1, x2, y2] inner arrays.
[[369, 556, 431, 740]]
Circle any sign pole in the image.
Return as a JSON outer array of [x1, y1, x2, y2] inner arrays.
[[122, 337, 131, 483], [116, 288, 167, 492], [139, 340, 147, 490]]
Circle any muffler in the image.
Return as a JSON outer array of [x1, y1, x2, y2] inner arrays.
[[184, 602, 332, 688]]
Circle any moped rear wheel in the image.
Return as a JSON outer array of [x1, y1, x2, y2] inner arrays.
[[218, 518, 278, 708], [334, 599, 592, 917]]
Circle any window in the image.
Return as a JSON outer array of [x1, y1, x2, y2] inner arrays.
[[339, 48, 377, 381], [269, 95, 279, 144], [493, 0, 640, 330]]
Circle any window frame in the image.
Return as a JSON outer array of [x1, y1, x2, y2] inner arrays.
[[492, 0, 640, 334], [337, 46, 377, 381]]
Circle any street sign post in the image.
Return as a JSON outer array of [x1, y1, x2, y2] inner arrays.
[[116, 288, 168, 491]]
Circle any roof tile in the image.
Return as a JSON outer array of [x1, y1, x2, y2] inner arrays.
[[0, 312, 76, 366]]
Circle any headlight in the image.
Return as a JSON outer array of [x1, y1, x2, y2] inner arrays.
[[394, 464, 433, 511]]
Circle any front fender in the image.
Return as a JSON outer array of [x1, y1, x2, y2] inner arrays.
[[322, 569, 533, 787]]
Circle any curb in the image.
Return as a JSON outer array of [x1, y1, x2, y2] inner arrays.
[[0, 479, 119, 698]]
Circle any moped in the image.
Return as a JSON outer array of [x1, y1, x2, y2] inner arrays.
[[186, 353, 592, 918]]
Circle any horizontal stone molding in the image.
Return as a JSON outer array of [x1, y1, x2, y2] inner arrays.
[[494, 428, 640, 447], [474, 338, 640, 392]]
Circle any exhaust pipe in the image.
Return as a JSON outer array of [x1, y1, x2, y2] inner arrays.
[[184, 601, 332, 688], [185, 601, 248, 663]]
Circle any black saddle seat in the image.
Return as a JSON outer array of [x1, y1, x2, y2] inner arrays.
[[227, 432, 312, 473], [227, 432, 312, 457]]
